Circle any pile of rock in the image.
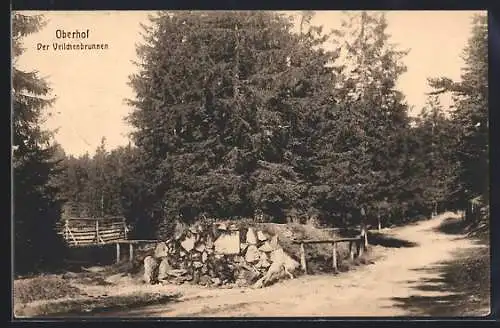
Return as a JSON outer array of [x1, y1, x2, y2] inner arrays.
[[142, 222, 299, 288]]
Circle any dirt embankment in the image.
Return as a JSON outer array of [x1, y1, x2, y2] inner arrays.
[[14, 212, 490, 318]]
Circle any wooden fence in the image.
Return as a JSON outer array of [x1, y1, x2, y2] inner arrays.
[[56, 217, 129, 247], [292, 227, 367, 274]]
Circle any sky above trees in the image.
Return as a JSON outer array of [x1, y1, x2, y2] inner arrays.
[[15, 10, 485, 156]]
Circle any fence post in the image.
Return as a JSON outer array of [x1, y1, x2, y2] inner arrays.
[[116, 242, 121, 264], [122, 218, 127, 239], [332, 242, 337, 273], [95, 219, 100, 244], [361, 224, 368, 249], [129, 243, 134, 262], [300, 242, 307, 274], [358, 238, 364, 257], [349, 241, 355, 261], [64, 219, 69, 242]]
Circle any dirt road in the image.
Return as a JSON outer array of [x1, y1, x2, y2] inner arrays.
[[94, 213, 489, 317]]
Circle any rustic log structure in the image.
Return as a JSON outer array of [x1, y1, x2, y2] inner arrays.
[[56, 217, 128, 247]]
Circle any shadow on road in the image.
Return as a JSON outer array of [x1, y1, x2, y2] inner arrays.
[[367, 232, 418, 248], [389, 245, 491, 317]]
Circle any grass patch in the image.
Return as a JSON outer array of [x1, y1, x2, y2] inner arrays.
[[437, 215, 490, 247], [15, 291, 181, 318], [436, 217, 469, 235], [14, 276, 82, 304], [447, 247, 490, 298]]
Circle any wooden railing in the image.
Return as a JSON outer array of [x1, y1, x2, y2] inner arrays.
[[292, 234, 366, 274], [113, 239, 161, 264]]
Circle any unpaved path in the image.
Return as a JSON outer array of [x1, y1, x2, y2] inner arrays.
[[94, 213, 488, 317]]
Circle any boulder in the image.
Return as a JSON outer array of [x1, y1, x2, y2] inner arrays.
[[269, 235, 279, 250], [143, 256, 159, 284], [274, 247, 299, 272], [195, 242, 206, 252], [158, 258, 172, 281], [201, 251, 208, 263], [258, 241, 273, 252], [245, 245, 260, 263], [166, 268, 188, 277], [253, 248, 299, 288], [214, 231, 240, 254], [259, 251, 270, 261], [181, 234, 195, 252], [154, 242, 169, 259], [257, 230, 267, 241], [246, 228, 257, 245]]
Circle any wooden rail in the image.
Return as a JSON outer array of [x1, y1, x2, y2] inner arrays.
[[321, 224, 373, 234], [112, 240, 162, 264], [56, 217, 128, 247], [292, 236, 366, 274]]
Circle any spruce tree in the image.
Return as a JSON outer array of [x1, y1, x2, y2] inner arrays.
[[13, 13, 65, 274], [128, 11, 339, 233], [411, 96, 461, 214], [315, 11, 411, 225], [429, 14, 488, 204]]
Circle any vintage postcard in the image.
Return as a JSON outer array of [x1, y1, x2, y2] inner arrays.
[[12, 10, 490, 318]]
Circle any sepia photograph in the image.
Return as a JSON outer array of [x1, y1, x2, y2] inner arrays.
[[12, 10, 490, 318]]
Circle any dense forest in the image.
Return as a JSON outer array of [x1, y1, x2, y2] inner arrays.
[[12, 11, 488, 274]]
